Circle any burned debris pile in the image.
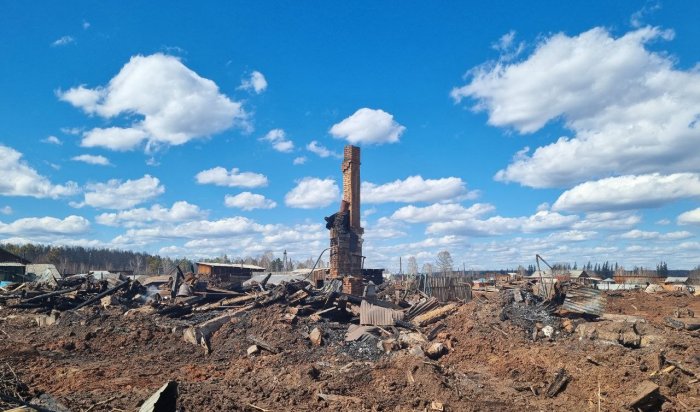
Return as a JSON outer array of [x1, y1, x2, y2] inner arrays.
[[1, 268, 699, 411], [0, 144, 698, 411], [0, 264, 479, 410]]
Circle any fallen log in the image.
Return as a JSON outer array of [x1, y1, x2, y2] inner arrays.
[[73, 280, 130, 310], [20, 285, 82, 304], [411, 303, 458, 327], [183, 306, 253, 350], [259, 273, 272, 289], [193, 291, 268, 312]]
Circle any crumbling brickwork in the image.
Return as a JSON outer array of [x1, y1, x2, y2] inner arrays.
[[342, 145, 361, 230], [327, 145, 364, 280]]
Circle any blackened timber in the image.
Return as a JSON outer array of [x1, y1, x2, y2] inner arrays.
[[20, 285, 82, 304], [73, 280, 130, 310]]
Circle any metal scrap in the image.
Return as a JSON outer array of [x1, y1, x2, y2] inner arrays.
[[562, 287, 606, 316], [359, 300, 404, 326]]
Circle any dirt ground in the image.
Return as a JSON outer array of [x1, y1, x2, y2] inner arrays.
[[1, 289, 698, 411]]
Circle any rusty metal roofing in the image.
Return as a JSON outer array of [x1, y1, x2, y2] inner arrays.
[[359, 300, 404, 326], [562, 287, 606, 316]]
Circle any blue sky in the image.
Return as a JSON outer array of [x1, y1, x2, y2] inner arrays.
[[1, 1, 700, 270]]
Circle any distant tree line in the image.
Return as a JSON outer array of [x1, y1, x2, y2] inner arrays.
[[198, 251, 322, 272], [0, 243, 325, 276]]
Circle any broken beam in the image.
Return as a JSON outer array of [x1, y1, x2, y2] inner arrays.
[[73, 280, 130, 310]]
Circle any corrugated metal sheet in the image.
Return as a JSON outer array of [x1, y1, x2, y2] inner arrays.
[[346, 325, 379, 341], [562, 287, 606, 316], [359, 300, 404, 326], [405, 297, 440, 320], [422, 276, 472, 302]]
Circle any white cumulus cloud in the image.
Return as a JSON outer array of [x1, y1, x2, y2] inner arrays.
[[195, 167, 268, 188], [0, 144, 79, 198], [678, 208, 700, 225], [391, 203, 495, 223], [42, 136, 62, 145], [0, 215, 89, 236], [453, 26, 700, 188], [118, 216, 267, 241], [76, 175, 164, 210], [81, 127, 148, 151], [307, 140, 340, 158], [260, 128, 294, 152], [427, 210, 578, 236], [293, 156, 307, 165], [330, 108, 405, 145], [71, 154, 111, 166], [573, 212, 641, 231], [239, 71, 268, 94], [553, 173, 700, 212], [363, 176, 472, 204], [224, 192, 277, 211], [58, 53, 249, 151], [52, 36, 75, 47], [0, 206, 12, 215], [285, 177, 339, 209], [95, 201, 206, 227], [619, 229, 693, 241]]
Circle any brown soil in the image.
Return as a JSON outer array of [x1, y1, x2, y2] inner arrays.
[[1, 290, 698, 411]]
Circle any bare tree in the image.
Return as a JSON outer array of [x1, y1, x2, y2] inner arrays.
[[436, 250, 454, 275], [407, 256, 418, 276], [421, 262, 433, 275], [259, 251, 274, 270]]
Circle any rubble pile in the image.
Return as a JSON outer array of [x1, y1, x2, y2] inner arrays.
[[0, 270, 699, 410], [499, 287, 561, 340]]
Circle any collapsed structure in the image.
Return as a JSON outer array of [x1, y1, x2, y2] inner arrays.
[[1, 260, 698, 411], [0, 148, 698, 411]]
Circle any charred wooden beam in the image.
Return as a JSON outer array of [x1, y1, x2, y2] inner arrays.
[[20, 285, 82, 304], [73, 280, 130, 310]]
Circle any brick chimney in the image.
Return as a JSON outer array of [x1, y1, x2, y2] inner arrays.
[[327, 145, 364, 279]]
